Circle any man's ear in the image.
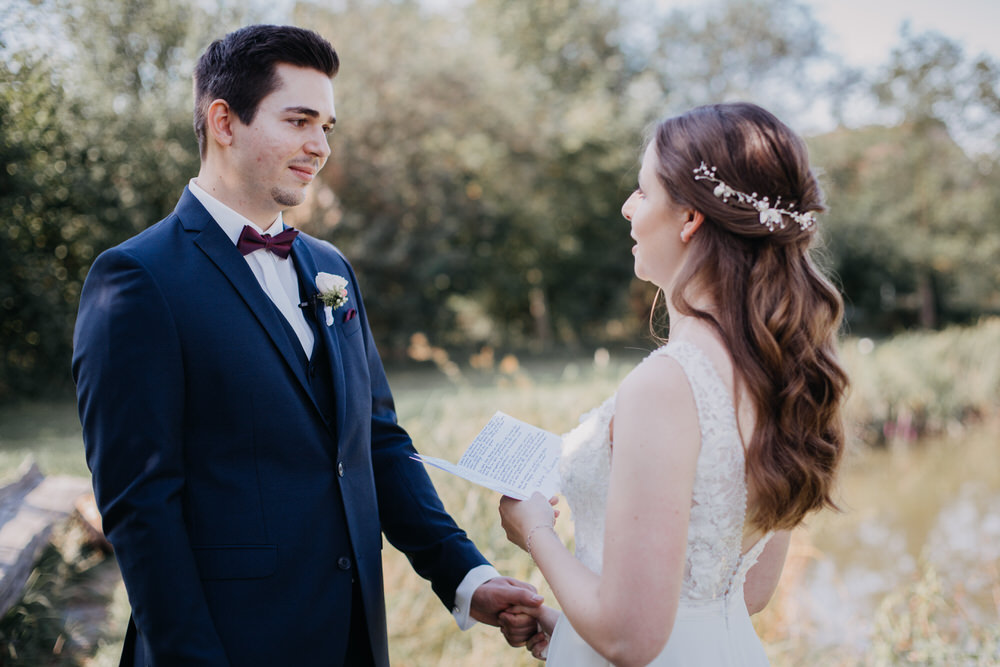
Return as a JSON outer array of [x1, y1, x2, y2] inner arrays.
[[680, 210, 705, 243], [205, 99, 235, 148]]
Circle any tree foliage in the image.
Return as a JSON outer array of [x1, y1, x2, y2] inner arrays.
[[2, 0, 999, 400], [811, 30, 1000, 332], [1, 55, 89, 396], [291, 0, 643, 354], [648, 0, 831, 119], [0, 0, 260, 398]]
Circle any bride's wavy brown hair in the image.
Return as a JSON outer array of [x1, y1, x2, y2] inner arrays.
[[650, 103, 848, 532]]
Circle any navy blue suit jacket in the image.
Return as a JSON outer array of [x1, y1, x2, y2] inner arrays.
[[72, 188, 488, 666]]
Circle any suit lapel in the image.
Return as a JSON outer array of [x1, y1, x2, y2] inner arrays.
[[290, 239, 349, 440], [176, 189, 314, 403]]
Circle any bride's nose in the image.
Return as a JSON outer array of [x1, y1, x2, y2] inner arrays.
[[621, 192, 637, 221]]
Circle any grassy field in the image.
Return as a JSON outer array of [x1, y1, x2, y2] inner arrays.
[[374, 331, 1000, 666], [1, 319, 998, 665]]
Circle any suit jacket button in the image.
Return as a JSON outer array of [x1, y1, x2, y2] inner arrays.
[[337, 462, 345, 477], [337, 556, 352, 570]]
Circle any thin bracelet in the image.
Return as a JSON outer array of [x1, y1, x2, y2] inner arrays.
[[526, 524, 553, 559]]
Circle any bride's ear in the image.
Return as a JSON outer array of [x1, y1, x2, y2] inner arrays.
[[680, 210, 705, 243]]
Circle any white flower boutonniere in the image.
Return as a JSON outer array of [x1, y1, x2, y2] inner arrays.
[[315, 272, 349, 326]]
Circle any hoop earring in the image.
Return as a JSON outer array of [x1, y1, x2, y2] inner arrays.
[[648, 288, 669, 343]]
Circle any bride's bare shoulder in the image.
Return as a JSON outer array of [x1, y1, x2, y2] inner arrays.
[[615, 350, 695, 424]]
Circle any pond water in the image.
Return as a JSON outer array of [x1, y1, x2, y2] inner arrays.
[[759, 423, 1000, 664]]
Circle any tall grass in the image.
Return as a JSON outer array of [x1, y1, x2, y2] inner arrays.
[[383, 319, 1000, 665], [383, 352, 633, 665], [0, 318, 998, 664]]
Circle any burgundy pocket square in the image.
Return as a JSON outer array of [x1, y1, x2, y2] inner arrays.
[[343, 308, 357, 323]]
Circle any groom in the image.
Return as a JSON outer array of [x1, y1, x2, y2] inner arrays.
[[72, 24, 539, 666]]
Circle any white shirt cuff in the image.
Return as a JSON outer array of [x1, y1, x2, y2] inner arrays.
[[451, 564, 502, 630]]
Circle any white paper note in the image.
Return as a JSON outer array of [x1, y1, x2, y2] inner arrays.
[[412, 411, 561, 500]]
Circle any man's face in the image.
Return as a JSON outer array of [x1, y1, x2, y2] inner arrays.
[[229, 63, 336, 220]]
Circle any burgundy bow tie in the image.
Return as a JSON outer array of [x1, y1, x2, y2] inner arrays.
[[236, 225, 299, 259]]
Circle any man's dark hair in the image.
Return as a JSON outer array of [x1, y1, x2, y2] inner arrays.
[[193, 24, 339, 157]]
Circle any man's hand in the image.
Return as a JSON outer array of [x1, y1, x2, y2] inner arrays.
[[470, 577, 543, 646]]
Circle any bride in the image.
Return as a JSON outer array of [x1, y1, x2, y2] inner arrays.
[[498, 102, 848, 666]]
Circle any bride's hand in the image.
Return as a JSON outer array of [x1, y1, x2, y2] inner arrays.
[[526, 630, 550, 661], [502, 603, 559, 636], [499, 492, 559, 553], [501, 604, 558, 661]]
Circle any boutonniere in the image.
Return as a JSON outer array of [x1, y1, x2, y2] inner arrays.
[[315, 272, 349, 326]]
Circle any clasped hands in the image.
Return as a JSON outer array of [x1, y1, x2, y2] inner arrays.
[[488, 492, 563, 660], [470, 576, 547, 655]]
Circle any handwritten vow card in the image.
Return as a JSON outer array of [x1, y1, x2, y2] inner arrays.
[[412, 411, 561, 500]]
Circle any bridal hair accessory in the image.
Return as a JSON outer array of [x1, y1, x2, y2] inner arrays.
[[692, 162, 816, 232]]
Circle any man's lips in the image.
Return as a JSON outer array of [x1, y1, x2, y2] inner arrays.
[[289, 164, 317, 181]]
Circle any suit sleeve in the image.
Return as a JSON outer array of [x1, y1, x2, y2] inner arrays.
[[344, 264, 490, 610], [72, 248, 229, 665]]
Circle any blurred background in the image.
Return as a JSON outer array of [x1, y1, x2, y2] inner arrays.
[[1, 0, 998, 664]]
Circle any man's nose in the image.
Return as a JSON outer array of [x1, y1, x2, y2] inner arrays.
[[307, 129, 331, 161]]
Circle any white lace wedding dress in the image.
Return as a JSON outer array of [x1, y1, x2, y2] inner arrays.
[[546, 341, 773, 666]]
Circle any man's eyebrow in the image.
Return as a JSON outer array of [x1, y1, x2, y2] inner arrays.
[[284, 106, 336, 124]]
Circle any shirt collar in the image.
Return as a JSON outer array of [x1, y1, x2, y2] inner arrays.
[[188, 178, 285, 245]]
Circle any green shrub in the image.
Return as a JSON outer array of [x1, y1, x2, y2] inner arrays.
[[840, 318, 1000, 446]]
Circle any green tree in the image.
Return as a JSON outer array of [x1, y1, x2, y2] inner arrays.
[[843, 30, 1000, 329], [1, 54, 91, 397], [464, 0, 643, 348], [291, 1, 551, 352], [292, 0, 644, 354], [0, 0, 262, 399], [289, 0, 845, 355], [810, 121, 1000, 332], [646, 0, 831, 119]]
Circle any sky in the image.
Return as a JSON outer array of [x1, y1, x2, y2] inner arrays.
[[643, 0, 1000, 145], [801, 0, 1000, 67], [655, 0, 1000, 68], [415, 0, 1000, 72]]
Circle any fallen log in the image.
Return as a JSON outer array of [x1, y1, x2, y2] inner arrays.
[[0, 458, 92, 618]]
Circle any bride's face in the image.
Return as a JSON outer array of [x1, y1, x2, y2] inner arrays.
[[621, 144, 690, 289]]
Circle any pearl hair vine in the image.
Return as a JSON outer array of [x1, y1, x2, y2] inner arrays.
[[692, 162, 816, 232]]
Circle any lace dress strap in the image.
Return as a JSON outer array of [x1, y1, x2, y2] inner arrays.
[[651, 340, 727, 402], [649, 340, 770, 600]]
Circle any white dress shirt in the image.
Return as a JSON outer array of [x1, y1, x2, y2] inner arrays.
[[186, 180, 499, 628], [188, 179, 314, 358]]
